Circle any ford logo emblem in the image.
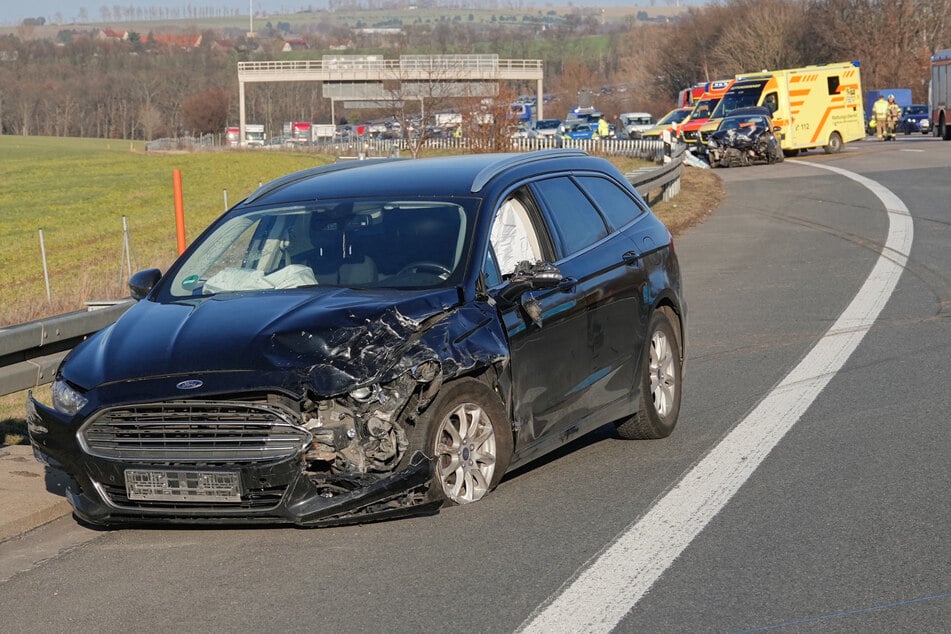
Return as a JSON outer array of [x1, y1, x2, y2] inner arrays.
[[176, 380, 204, 390]]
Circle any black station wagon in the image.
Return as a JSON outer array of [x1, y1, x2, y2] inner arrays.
[[28, 149, 686, 527]]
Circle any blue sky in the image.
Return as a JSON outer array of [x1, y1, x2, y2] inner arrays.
[[2, 1, 706, 27]]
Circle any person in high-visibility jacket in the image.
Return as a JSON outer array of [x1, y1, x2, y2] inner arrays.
[[597, 115, 610, 139], [873, 95, 889, 141], [884, 95, 902, 141]]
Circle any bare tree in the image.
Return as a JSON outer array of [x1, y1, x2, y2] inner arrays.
[[462, 83, 521, 154], [711, 0, 810, 74], [182, 88, 230, 135], [804, 0, 943, 100], [138, 103, 163, 140], [381, 54, 493, 159]]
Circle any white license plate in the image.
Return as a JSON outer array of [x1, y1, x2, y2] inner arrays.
[[125, 469, 242, 503]]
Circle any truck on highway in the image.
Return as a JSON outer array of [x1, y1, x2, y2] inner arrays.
[[931, 49, 951, 139], [225, 126, 241, 147], [285, 121, 313, 145], [244, 124, 266, 146], [312, 124, 336, 140], [700, 61, 864, 156]]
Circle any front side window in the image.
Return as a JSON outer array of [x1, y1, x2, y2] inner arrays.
[[164, 197, 477, 297], [488, 195, 545, 278]]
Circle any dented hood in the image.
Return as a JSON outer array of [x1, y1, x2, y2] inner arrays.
[[62, 286, 475, 397]]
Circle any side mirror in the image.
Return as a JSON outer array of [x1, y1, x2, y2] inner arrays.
[[128, 268, 162, 301], [497, 262, 563, 304]]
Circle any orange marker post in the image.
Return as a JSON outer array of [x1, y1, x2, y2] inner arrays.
[[173, 169, 186, 255]]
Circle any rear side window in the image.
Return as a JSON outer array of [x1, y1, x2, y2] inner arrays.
[[532, 177, 609, 257], [574, 176, 647, 230]]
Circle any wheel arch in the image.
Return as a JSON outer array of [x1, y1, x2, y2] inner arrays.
[[651, 296, 686, 370]]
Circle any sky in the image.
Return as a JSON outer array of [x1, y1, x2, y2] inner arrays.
[[1, 1, 707, 27]]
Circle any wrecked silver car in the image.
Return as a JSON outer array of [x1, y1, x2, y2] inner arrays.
[[27, 150, 686, 527]]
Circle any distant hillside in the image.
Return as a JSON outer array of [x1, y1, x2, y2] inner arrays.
[[2, 2, 691, 32]]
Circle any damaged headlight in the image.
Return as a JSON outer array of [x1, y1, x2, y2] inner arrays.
[[52, 379, 88, 415], [411, 360, 440, 382]]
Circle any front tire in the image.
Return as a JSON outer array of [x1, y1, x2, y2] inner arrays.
[[616, 309, 682, 440], [417, 378, 512, 506]]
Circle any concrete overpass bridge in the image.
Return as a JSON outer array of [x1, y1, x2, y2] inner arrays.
[[236, 54, 545, 137]]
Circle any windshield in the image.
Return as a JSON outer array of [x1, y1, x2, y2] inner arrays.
[[711, 81, 767, 118], [165, 198, 477, 297], [535, 120, 560, 130], [719, 115, 769, 131], [660, 109, 692, 125], [905, 105, 928, 115], [690, 97, 720, 119]]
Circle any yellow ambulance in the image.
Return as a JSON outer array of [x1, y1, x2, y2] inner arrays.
[[698, 61, 865, 156]]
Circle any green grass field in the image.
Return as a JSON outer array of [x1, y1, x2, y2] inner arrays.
[[0, 136, 331, 326]]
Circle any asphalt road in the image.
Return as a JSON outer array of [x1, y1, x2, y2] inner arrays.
[[1, 135, 949, 633]]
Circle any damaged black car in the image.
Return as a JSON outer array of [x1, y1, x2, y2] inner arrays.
[[27, 149, 686, 527], [704, 107, 784, 168]]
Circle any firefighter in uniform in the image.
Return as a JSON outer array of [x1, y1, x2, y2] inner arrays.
[[873, 95, 889, 140], [884, 94, 902, 141]]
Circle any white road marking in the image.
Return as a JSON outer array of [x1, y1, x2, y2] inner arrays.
[[518, 162, 914, 633]]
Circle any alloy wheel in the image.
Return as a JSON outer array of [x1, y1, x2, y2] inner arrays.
[[434, 402, 498, 504]]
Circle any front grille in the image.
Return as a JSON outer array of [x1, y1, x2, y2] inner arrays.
[[80, 400, 311, 463]]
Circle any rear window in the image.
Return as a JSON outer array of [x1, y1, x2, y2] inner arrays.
[[574, 176, 646, 230], [532, 177, 608, 257]]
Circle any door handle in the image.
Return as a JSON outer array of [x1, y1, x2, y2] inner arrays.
[[558, 277, 578, 292], [622, 250, 641, 266]]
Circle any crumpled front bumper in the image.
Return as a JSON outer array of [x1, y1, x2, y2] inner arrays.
[[27, 396, 439, 528]]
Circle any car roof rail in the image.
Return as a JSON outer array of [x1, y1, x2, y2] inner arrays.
[[470, 149, 589, 193], [243, 158, 407, 205]]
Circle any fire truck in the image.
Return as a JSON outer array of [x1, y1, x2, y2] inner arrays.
[[931, 49, 951, 140]]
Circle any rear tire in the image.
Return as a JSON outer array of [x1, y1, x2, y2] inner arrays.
[[616, 309, 682, 440], [414, 378, 512, 506], [823, 131, 843, 154]]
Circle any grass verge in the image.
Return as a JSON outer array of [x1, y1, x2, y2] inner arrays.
[[0, 136, 332, 327]]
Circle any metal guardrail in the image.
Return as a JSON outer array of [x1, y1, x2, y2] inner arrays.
[[0, 301, 134, 398], [0, 140, 687, 398], [626, 141, 686, 204]]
